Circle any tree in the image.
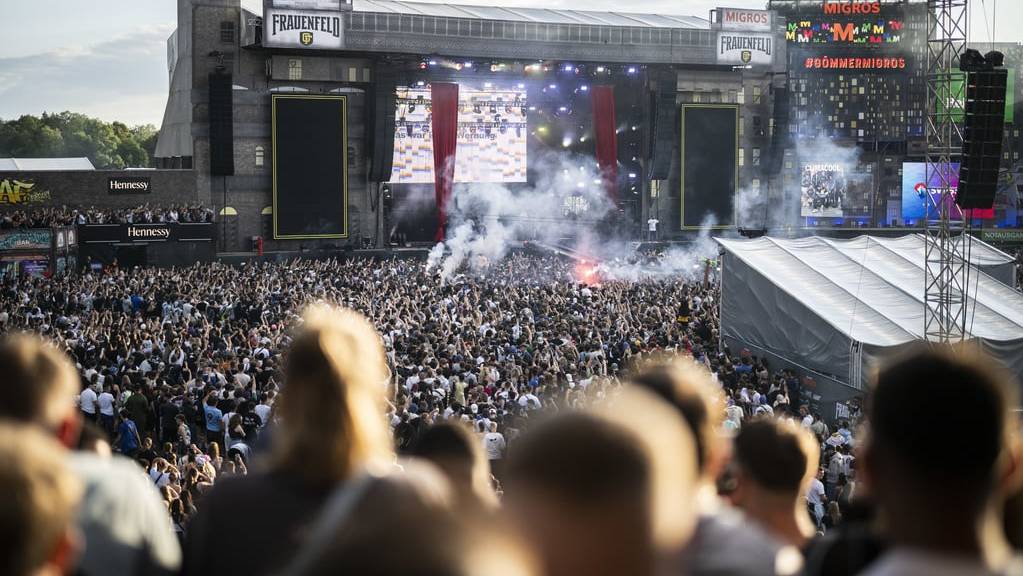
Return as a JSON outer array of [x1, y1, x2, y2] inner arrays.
[[0, 112, 161, 169]]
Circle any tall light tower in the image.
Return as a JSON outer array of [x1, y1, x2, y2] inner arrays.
[[924, 0, 969, 343]]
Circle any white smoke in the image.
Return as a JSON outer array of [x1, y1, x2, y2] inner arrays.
[[597, 214, 721, 283], [730, 131, 869, 232], [426, 151, 615, 280]]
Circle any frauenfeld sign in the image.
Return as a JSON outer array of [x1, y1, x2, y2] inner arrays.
[[717, 32, 774, 65], [264, 8, 343, 49]]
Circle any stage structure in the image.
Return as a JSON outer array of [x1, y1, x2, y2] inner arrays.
[[923, 0, 969, 343]]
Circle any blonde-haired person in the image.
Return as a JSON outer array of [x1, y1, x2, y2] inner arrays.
[[0, 333, 181, 576], [0, 423, 82, 576], [183, 304, 394, 576]]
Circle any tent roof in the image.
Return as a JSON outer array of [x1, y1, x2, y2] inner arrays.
[[716, 235, 1023, 347], [0, 158, 95, 171], [352, 0, 710, 28]]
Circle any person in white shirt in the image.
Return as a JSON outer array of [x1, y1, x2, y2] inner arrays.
[[482, 422, 506, 471], [79, 384, 98, 422], [806, 469, 827, 528], [860, 349, 1023, 576], [254, 391, 274, 428], [647, 217, 659, 241], [97, 388, 116, 434]]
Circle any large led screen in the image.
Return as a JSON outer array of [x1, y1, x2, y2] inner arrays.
[[271, 95, 348, 239], [390, 84, 528, 184], [901, 162, 994, 223], [681, 105, 738, 229], [800, 163, 848, 218]]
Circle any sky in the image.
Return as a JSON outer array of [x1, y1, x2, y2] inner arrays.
[[0, 0, 1020, 127]]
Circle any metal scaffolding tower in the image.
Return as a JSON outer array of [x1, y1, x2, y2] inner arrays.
[[924, 0, 969, 343]]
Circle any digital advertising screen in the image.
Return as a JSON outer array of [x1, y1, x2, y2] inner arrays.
[[390, 84, 528, 184], [900, 162, 994, 223], [271, 94, 349, 239], [681, 105, 738, 229], [800, 163, 849, 218]]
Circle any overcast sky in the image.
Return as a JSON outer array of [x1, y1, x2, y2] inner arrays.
[[0, 0, 1019, 126]]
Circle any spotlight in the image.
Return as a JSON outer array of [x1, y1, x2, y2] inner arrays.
[[559, 106, 568, 112], [428, 60, 438, 66], [627, 66, 637, 74], [564, 64, 574, 72], [463, 61, 473, 68], [484, 82, 493, 88], [580, 85, 588, 91], [596, 66, 605, 73], [549, 84, 557, 89], [416, 80, 425, 86], [517, 83, 525, 89], [562, 137, 572, 148], [628, 173, 637, 179]]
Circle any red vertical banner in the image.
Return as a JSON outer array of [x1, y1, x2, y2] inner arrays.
[[431, 82, 459, 241], [592, 85, 619, 205]]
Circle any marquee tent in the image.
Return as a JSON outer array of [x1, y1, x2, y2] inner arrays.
[[716, 234, 1023, 408]]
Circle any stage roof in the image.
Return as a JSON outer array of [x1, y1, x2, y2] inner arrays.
[[717, 234, 1023, 389], [0, 158, 95, 171], [352, 0, 711, 29]]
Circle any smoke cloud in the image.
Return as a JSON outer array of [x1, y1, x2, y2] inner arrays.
[[426, 151, 615, 280]]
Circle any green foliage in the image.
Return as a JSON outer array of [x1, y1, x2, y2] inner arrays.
[[0, 112, 160, 169]]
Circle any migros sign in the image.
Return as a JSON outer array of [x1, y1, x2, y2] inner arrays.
[[823, 1, 882, 15]]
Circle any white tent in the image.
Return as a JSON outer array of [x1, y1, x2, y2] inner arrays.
[[716, 235, 1023, 402]]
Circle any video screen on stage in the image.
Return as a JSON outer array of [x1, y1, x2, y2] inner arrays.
[[800, 163, 849, 218], [390, 83, 528, 184], [681, 105, 738, 229], [900, 162, 994, 223], [271, 95, 348, 239]]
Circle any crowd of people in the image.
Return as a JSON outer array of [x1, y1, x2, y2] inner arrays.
[[0, 253, 1020, 576], [0, 203, 214, 229]]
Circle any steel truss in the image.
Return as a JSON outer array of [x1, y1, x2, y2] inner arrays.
[[924, 0, 969, 343]]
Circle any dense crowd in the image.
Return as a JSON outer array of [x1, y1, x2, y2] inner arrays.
[[0, 203, 214, 229], [0, 254, 1020, 576]]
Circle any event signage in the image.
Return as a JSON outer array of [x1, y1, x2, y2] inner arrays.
[[717, 8, 772, 32], [803, 56, 906, 70], [937, 71, 1015, 124], [716, 32, 774, 65], [0, 179, 51, 205], [264, 8, 343, 49], [77, 223, 216, 245], [126, 225, 171, 240], [108, 176, 151, 195], [823, 1, 881, 15], [0, 229, 51, 251]]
